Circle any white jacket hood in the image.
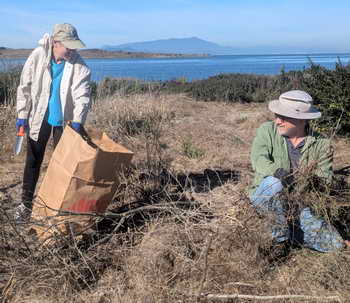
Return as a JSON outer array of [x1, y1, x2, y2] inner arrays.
[[38, 33, 79, 64], [37, 33, 52, 64], [38, 33, 52, 51]]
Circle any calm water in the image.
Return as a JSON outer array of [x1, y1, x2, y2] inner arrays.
[[3, 53, 350, 82]]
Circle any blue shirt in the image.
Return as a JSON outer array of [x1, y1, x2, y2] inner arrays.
[[47, 59, 65, 126]]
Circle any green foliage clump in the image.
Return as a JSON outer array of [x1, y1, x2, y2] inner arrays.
[[188, 73, 271, 103], [182, 136, 205, 159], [94, 77, 161, 99], [177, 70, 305, 103], [301, 62, 350, 136]]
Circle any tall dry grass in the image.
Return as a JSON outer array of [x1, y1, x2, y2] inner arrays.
[[0, 105, 16, 161], [0, 62, 21, 106]]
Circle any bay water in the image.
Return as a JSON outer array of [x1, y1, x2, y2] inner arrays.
[[2, 53, 350, 82]]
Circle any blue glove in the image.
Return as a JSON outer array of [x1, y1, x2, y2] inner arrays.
[[16, 118, 28, 131], [71, 122, 82, 133]]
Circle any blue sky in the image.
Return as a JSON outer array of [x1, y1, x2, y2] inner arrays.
[[1, 0, 350, 53]]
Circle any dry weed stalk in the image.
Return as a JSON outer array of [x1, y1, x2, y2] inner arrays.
[[0, 105, 16, 158], [200, 293, 341, 302]]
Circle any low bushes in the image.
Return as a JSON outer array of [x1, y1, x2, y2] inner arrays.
[[93, 77, 162, 100]]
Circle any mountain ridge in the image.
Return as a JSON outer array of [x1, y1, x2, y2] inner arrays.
[[102, 37, 237, 55]]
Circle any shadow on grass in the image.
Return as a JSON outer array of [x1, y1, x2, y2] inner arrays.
[[141, 168, 240, 193], [94, 168, 240, 233]]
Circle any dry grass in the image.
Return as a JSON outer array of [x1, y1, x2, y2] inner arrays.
[[0, 105, 16, 159], [1, 94, 350, 302]]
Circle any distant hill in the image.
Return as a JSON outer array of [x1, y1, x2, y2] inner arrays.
[[103, 37, 237, 55], [0, 48, 204, 59]]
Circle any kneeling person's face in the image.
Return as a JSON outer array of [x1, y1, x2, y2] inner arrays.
[[274, 114, 306, 137]]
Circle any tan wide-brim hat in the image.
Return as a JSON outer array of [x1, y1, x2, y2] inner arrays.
[[268, 90, 321, 119], [52, 23, 86, 49]]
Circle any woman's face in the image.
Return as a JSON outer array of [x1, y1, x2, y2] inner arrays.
[[52, 41, 75, 62]]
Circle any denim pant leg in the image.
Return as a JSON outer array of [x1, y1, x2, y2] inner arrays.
[[300, 207, 344, 252], [250, 176, 289, 242]]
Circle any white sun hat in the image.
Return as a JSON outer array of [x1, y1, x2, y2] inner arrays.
[[268, 90, 321, 120]]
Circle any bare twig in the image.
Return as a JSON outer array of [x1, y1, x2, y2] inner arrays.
[[1, 273, 15, 302], [226, 282, 256, 288], [329, 109, 344, 142], [68, 226, 96, 290], [0, 207, 32, 255], [33, 198, 196, 219], [87, 216, 127, 251], [197, 233, 214, 296], [200, 293, 341, 302]]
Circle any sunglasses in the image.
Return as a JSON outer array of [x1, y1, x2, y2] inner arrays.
[[274, 114, 290, 121]]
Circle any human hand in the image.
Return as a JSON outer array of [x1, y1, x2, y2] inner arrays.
[[274, 168, 294, 187], [71, 122, 82, 133], [15, 118, 28, 131]]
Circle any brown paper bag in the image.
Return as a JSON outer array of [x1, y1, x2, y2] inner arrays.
[[31, 125, 133, 241]]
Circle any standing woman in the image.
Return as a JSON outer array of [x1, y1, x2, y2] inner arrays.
[[15, 23, 91, 222]]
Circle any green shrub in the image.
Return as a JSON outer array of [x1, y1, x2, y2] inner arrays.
[[187, 73, 268, 103], [301, 62, 350, 136], [182, 136, 205, 159], [94, 77, 163, 99], [182, 71, 305, 103]]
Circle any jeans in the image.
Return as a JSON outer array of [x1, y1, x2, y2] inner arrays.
[[250, 176, 344, 252], [22, 119, 63, 207]]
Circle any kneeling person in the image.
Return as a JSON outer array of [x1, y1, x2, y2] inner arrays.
[[249, 90, 349, 253]]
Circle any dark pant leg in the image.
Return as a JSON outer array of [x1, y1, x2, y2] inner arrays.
[[52, 126, 63, 148], [22, 120, 52, 207]]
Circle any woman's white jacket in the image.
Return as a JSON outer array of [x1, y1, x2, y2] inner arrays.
[[16, 34, 91, 141]]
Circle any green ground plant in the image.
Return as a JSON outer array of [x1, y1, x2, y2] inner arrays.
[[182, 136, 205, 159]]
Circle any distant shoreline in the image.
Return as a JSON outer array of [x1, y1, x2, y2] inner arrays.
[[0, 48, 210, 59]]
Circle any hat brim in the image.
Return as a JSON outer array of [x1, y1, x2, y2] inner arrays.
[[268, 100, 322, 120], [61, 39, 86, 49]]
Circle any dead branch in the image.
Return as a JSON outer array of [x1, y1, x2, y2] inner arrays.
[[200, 293, 341, 302], [87, 216, 127, 251], [197, 234, 214, 296], [0, 207, 32, 255], [226, 282, 256, 288], [32, 198, 198, 220]]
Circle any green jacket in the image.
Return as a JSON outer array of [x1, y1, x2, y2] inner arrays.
[[249, 121, 333, 195]]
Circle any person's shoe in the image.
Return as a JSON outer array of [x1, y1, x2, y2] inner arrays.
[[14, 203, 32, 223]]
